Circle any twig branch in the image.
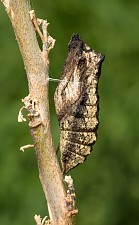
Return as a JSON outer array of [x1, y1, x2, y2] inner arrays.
[[1, 0, 77, 224]]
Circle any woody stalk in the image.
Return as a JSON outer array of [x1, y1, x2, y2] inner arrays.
[[1, 0, 77, 224]]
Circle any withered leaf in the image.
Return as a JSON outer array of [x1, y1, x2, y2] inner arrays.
[[54, 34, 104, 173]]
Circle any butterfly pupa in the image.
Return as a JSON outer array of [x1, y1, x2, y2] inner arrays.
[[54, 34, 104, 173]]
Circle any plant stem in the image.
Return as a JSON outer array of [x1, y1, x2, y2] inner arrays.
[[1, 0, 77, 224]]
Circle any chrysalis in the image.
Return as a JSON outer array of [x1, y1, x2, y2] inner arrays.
[[54, 34, 104, 173]]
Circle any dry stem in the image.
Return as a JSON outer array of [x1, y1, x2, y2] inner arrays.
[[1, 0, 77, 224]]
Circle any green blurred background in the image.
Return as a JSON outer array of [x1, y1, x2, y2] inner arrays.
[[0, 0, 139, 224]]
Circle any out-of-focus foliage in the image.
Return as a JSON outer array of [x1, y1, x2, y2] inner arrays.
[[0, 0, 139, 224]]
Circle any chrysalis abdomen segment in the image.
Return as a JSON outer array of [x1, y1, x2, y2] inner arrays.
[[60, 79, 99, 173]]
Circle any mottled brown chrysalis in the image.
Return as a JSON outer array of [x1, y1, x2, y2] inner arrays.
[[54, 34, 104, 173]]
